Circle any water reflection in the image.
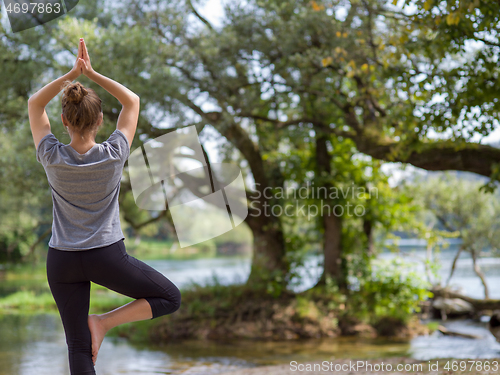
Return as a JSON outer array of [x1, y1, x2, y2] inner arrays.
[[0, 314, 499, 375], [1, 246, 499, 374], [409, 320, 500, 360]]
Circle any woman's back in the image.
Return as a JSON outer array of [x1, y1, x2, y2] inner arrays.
[[37, 129, 130, 250]]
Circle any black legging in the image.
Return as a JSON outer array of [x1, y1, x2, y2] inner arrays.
[[46, 239, 181, 375]]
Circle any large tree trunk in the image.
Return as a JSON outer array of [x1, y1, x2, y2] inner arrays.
[[315, 212, 346, 290], [213, 119, 289, 287], [245, 214, 288, 287], [312, 130, 347, 290]]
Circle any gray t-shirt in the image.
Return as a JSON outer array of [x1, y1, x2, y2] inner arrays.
[[36, 129, 130, 251]]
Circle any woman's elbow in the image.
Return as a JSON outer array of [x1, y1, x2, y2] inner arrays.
[[28, 95, 43, 108], [123, 94, 140, 107]]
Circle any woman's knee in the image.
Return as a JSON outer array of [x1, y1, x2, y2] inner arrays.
[[161, 284, 182, 313], [159, 276, 182, 312], [171, 286, 182, 312], [147, 285, 181, 319]]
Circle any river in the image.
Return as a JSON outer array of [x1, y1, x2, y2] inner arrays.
[[0, 241, 499, 374]]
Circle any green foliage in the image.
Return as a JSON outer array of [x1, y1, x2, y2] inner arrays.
[[0, 233, 23, 264], [0, 291, 56, 312], [295, 295, 321, 321], [242, 265, 291, 299], [348, 258, 433, 324], [2, 0, 498, 304], [178, 273, 262, 317], [426, 321, 440, 333], [265, 268, 289, 298], [400, 172, 500, 296], [0, 123, 52, 263], [299, 274, 347, 312]]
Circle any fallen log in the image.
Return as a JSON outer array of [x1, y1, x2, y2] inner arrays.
[[430, 288, 500, 343], [430, 288, 500, 311], [432, 297, 474, 315], [437, 325, 482, 339]]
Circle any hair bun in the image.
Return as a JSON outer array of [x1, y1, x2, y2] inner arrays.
[[63, 81, 89, 104]]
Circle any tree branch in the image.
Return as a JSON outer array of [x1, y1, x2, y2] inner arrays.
[[348, 135, 500, 179], [187, 0, 215, 32]]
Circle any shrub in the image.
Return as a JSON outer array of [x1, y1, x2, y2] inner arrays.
[[348, 258, 432, 324]]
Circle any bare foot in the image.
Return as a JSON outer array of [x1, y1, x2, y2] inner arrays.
[[88, 314, 107, 365]]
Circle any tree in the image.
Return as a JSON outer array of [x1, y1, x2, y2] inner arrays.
[[0, 23, 58, 262], [3, 0, 498, 294], [403, 172, 500, 298], [207, 0, 500, 287]]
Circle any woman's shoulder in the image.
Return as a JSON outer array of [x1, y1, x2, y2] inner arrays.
[[36, 133, 62, 165], [101, 129, 130, 161]]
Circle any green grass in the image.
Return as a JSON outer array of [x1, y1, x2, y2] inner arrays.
[[125, 238, 177, 260], [0, 284, 136, 314], [1, 261, 47, 279], [0, 245, 249, 315], [0, 290, 56, 312], [0, 233, 249, 317], [0, 265, 137, 314]]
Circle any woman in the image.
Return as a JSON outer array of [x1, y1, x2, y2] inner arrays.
[[27, 38, 181, 375]]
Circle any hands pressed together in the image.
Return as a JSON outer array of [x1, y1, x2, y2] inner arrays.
[[70, 38, 95, 79]]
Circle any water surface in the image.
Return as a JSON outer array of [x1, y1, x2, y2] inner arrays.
[[1, 245, 499, 374]]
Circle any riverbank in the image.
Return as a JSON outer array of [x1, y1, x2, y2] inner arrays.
[[1, 312, 498, 375], [217, 357, 500, 375], [113, 281, 435, 343], [0, 262, 436, 342], [1, 256, 499, 374]]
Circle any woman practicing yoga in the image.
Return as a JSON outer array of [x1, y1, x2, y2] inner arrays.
[[28, 38, 181, 375]]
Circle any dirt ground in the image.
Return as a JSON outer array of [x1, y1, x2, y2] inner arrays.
[[218, 357, 500, 375]]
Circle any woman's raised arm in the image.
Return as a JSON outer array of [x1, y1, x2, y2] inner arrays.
[[28, 39, 84, 149], [80, 39, 139, 147]]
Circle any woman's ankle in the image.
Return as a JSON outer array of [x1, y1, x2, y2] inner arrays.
[[98, 313, 115, 333], [94, 313, 112, 333]]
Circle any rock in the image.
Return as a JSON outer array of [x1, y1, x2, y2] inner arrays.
[[489, 310, 500, 343], [437, 325, 482, 339], [432, 297, 474, 315]]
